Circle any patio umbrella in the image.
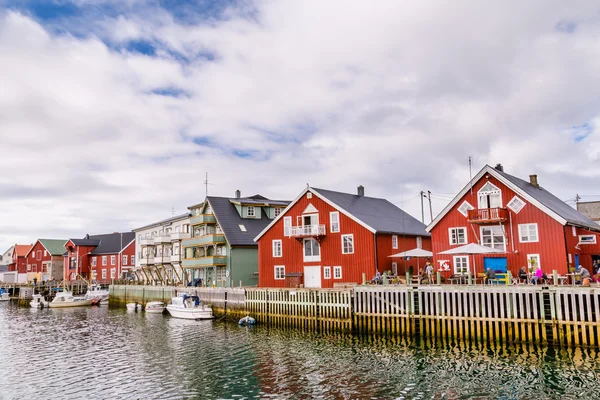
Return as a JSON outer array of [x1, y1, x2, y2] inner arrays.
[[438, 243, 504, 277], [388, 248, 433, 275]]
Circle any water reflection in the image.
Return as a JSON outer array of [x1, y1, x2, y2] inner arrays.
[[0, 302, 599, 399]]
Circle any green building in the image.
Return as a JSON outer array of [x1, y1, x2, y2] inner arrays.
[[182, 191, 289, 287]]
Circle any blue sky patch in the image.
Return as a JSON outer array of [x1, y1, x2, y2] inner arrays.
[[126, 40, 157, 56], [150, 87, 190, 98], [573, 122, 592, 142], [556, 20, 577, 34]]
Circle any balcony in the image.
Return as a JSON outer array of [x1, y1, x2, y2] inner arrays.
[[182, 256, 227, 268], [190, 214, 217, 225], [290, 224, 326, 238], [184, 234, 226, 246], [170, 232, 191, 241], [139, 238, 155, 246], [467, 208, 509, 224], [140, 258, 153, 266], [154, 234, 171, 244], [170, 254, 182, 263], [154, 255, 171, 264]]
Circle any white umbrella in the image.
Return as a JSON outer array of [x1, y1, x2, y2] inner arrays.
[[388, 248, 433, 277], [438, 243, 505, 277]]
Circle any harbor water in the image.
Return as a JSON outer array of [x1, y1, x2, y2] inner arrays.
[[0, 302, 599, 399]]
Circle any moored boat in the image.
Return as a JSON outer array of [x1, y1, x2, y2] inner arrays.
[[126, 302, 142, 312], [0, 288, 10, 302], [145, 301, 166, 314], [30, 294, 49, 308], [48, 291, 93, 308], [166, 293, 214, 320], [84, 284, 109, 305], [238, 316, 256, 326]]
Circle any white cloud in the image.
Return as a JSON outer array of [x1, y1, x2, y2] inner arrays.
[[2, 1, 600, 250]]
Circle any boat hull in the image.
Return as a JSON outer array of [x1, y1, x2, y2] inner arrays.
[[166, 305, 214, 320], [0, 295, 10, 302], [49, 299, 93, 308], [145, 302, 166, 314]]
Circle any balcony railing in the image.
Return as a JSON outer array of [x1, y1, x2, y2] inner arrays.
[[184, 234, 226, 246], [190, 214, 217, 225], [170, 254, 182, 263], [290, 224, 326, 238], [182, 256, 227, 268], [139, 238, 155, 246], [154, 235, 171, 244], [467, 208, 509, 224], [170, 232, 191, 241]]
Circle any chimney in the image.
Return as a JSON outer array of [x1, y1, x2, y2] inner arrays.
[[494, 163, 504, 172], [357, 185, 364, 197], [235, 190, 241, 199], [529, 174, 539, 188], [85, 234, 89, 240]]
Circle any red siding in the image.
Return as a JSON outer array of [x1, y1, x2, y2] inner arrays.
[[64, 241, 96, 281], [63, 239, 136, 283], [258, 192, 376, 288], [431, 175, 572, 278], [25, 241, 53, 273], [376, 234, 432, 276], [564, 226, 600, 273]]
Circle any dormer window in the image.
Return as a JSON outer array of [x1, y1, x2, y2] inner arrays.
[[478, 182, 502, 209], [247, 206, 256, 217]]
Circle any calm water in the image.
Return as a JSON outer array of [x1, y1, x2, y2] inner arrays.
[[1, 303, 599, 399]]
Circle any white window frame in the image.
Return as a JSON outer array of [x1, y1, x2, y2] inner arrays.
[[448, 227, 467, 245], [247, 206, 256, 217], [572, 226, 577, 236], [274, 207, 282, 218], [392, 235, 398, 249], [131, 255, 135, 265], [324, 266, 331, 279], [44, 250, 48, 257], [111, 255, 116, 265], [272, 240, 282, 257], [102, 256, 107, 266], [330, 211, 340, 233], [307, 193, 312, 199], [416, 236, 422, 249], [303, 238, 321, 262], [91, 257, 97, 267], [527, 254, 541, 270], [477, 182, 503, 209], [457, 201, 474, 217], [507, 196, 526, 213], [283, 217, 292, 237], [36, 250, 42, 261], [578, 235, 597, 244], [102, 269, 107, 279], [342, 234, 354, 254], [239, 224, 247, 232], [392, 262, 398, 275], [122, 255, 128, 265], [333, 266, 342, 279], [274, 265, 285, 280], [480, 225, 506, 251], [518, 223, 539, 243], [110, 268, 116, 279], [453, 255, 470, 274]]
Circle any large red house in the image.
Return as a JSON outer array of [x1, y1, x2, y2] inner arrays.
[[255, 186, 431, 288], [10, 244, 32, 273], [63, 233, 135, 283], [24, 239, 66, 282], [427, 164, 600, 278]]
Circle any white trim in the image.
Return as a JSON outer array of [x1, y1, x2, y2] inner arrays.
[[477, 182, 503, 209], [578, 234, 597, 244], [518, 223, 539, 243], [303, 203, 319, 214], [303, 238, 321, 262], [342, 234, 354, 254], [324, 266, 331, 279], [272, 240, 283, 257], [507, 196, 526, 214], [283, 216, 292, 237], [392, 235, 398, 249], [427, 165, 568, 232], [457, 201, 474, 217], [333, 266, 342, 279], [330, 211, 340, 233], [480, 225, 506, 252], [274, 265, 285, 280], [572, 226, 577, 236], [453, 255, 470, 274], [254, 187, 312, 241], [448, 227, 467, 245], [527, 254, 541, 270]]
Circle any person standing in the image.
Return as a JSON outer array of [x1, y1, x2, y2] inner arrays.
[[425, 262, 434, 284]]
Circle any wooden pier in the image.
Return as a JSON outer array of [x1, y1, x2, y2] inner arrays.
[[109, 284, 600, 348]]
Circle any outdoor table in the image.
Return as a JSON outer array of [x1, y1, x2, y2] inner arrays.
[[565, 273, 579, 286]]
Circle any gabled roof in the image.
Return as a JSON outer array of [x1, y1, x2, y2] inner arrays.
[[68, 232, 135, 254], [207, 196, 291, 246], [14, 245, 32, 257], [426, 165, 600, 232], [254, 186, 430, 241], [38, 239, 68, 256]]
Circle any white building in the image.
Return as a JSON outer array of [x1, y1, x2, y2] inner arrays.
[[132, 213, 191, 284]]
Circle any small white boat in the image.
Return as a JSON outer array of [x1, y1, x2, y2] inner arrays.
[[30, 294, 49, 308], [166, 294, 214, 320], [145, 301, 166, 314], [84, 284, 109, 305], [0, 288, 9, 302], [49, 291, 93, 308], [126, 302, 142, 312]]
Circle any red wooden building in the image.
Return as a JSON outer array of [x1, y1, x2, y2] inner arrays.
[[10, 244, 32, 273], [427, 164, 600, 278], [24, 239, 66, 282], [63, 232, 135, 283], [255, 186, 431, 288]]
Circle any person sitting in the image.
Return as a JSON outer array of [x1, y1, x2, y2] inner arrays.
[[518, 267, 528, 283], [370, 271, 382, 285], [485, 268, 496, 284], [531, 267, 544, 284], [579, 265, 591, 279]]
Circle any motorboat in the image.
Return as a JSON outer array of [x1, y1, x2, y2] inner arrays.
[[48, 291, 93, 308], [126, 302, 142, 312], [0, 288, 9, 302], [84, 284, 109, 305], [166, 293, 214, 320], [238, 316, 256, 326], [30, 294, 49, 308], [145, 301, 166, 314]]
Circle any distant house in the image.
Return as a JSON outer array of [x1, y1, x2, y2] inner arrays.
[[63, 233, 135, 283], [427, 164, 600, 277], [24, 239, 66, 282], [10, 245, 32, 273], [254, 186, 431, 288], [1, 246, 14, 269], [576, 201, 600, 223], [182, 191, 290, 287]]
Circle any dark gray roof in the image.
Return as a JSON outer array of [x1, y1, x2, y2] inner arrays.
[[208, 196, 289, 246], [71, 239, 101, 246], [69, 232, 135, 254], [495, 168, 600, 231], [230, 198, 289, 206], [312, 188, 430, 236]]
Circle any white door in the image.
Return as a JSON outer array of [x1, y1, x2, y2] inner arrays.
[[304, 266, 321, 288]]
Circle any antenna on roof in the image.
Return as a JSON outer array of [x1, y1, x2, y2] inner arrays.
[[468, 156, 473, 195], [204, 172, 209, 197]]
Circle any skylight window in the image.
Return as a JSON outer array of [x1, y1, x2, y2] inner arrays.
[[239, 224, 247, 232]]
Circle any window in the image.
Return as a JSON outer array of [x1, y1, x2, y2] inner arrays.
[[26, 264, 31, 272], [579, 235, 597, 244], [392, 262, 398, 276], [44, 250, 47, 257], [272, 240, 282, 257], [247, 206, 256, 217], [392, 235, 398, 249], [41, 263, 47, 273], [122, 255, 128, 265], [91, 257, 97, 267], [111, 255, 116, 265], [453, 256, 469, 274], [477, 182, 502, 209], [330, 212, 340, 233], [110, 268, 116, 279], [303, 238, 321, 262], [274, 266, 285, 280], [36, 250, 42, 261], [131, 256, 135, 265], [458, 201, 474, 217], [283, 217, 292, 237], [572, 226, 577, 237], [71, 273, 76, 280], [334, 266, 342, 279], [239, 224, 247, 232], [342, 234, 354, 254], [324, 266, 331, 279], [480, 225, 506, 251], [449, 228, 467, 245], [307, 193, 312, 199], [102, 256, 107, 266], [416, 237, 422, 249], [519, 224, 539, 243], [527, 254, 541, 270], [102, 269, 107, 279], [32, 264, 36, 272], [274, 208, 282, 217], [507, 196, 526, 213]]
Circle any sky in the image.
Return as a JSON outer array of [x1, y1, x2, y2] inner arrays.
[[2, 0, 600, 252]]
